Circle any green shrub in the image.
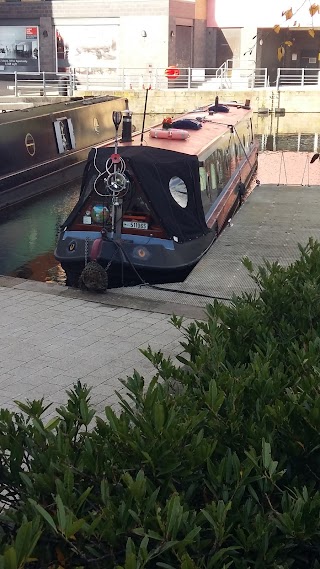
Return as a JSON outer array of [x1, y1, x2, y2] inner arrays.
[[0, 238, 320, 568]]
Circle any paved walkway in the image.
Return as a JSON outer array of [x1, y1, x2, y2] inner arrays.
[[111, 184, 320, 310], [0, 279, 188, 421]]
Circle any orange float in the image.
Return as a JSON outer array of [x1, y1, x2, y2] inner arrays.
[[165, 66, 180, 79], [149, 128, 189, 140]]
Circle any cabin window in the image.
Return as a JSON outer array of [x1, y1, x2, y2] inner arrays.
[[169, 176, 188, 208], [229, 140, 237, 175], [210, 163, 218, 195], [224, 148, 231, 177], [199, 167, 207, 192], [53, 118, 76, 154], [127, 194, 151, 215], [234, 142, 239, 162], [122, 176, 151, 215], [199, 166, 212, 210], [213, 151, 225, 194], [237, 142, 244, 160], [242, 134, 246, 150], [250, 118, 254, 143], [227, 136, 234, 162]]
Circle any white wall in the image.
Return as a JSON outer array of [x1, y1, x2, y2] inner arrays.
[[240, 26, 259, 68], [119, 15, 169, 70]]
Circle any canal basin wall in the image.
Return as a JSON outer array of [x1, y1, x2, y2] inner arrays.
[[0, 89, 319, 115], [74, 88, 320, 115]]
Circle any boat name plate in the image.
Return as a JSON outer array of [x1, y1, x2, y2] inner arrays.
[[123, 221, 148, 230]]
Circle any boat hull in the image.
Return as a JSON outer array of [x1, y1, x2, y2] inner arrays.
[[0, 96, 126, 210], [55, 230, 216, 287]]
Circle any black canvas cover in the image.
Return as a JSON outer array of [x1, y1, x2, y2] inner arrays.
[[65, 146, 209, 243]]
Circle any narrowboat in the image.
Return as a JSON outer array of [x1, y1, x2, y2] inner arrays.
[[0, 95, 126, 210], [54, 98, 258, 288]]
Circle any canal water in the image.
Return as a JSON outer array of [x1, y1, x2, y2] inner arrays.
[[0, 181, 80, 284], [1, 112, 320, 285]]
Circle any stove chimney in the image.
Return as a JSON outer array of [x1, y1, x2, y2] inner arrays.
[[121, 98, 133, 142]]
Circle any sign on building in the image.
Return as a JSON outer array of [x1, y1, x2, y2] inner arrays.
[[0, 26, 39, 72]]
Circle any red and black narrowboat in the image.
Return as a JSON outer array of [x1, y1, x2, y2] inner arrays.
[[54, 98, 258, 288]]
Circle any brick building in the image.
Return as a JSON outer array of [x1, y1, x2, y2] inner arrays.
[[0, 0, 219, 75]]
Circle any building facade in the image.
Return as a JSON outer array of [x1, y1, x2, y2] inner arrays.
[[213, 0, 320, 85], [0, 0, 318, 85], [0, 0, 219, 76]]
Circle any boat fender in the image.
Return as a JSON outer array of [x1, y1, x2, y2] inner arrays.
[[149, 128, 189, 140], [238, 182, 246, 196], [79, 260, 108, 292], [90, 237, 103, 261]]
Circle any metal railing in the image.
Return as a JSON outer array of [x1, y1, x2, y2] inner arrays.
[[73, 65, 269, 91], [5, 67, 270, 96], [215, 59, 233, 89], [2, 66, 319, 96], [276, 67, 320, 88], [7, 71, 75, 97]]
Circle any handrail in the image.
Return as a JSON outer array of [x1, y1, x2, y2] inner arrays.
[[276, 67, 320, 88], [6, 66, 320, 95], [216, 61, 227, 79]]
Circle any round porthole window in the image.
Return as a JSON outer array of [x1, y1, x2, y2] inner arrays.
[[169, 176, 188, 208]]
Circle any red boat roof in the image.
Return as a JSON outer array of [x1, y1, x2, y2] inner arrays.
[[107, 104, 252, 159]]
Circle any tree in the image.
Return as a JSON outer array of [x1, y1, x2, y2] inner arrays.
[[274, 3, 320, 60], [245, 3, 320, 61]]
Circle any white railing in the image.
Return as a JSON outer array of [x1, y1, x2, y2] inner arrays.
[[276, 67, 320, 88], [4, 66, 320, 96], [215, 59, 233, 89], [7, 67, 270, 96], [10, 71, 74, 97]]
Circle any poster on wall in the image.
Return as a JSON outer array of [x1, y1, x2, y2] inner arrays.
[[55, 22, 119, 76], [0, 26, 39, 73]]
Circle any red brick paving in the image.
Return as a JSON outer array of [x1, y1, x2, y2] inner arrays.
[[257, 151, 320, 186]]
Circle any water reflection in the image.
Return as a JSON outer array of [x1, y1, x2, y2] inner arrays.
[[0, 181, 80, 283], [254, 112, 320, 152]]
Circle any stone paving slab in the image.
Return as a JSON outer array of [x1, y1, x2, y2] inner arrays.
[[110, 184, 320, 309], [0, 282, 190, 420]]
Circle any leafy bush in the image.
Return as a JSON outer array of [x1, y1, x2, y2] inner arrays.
[[0, 238, 320, 568]]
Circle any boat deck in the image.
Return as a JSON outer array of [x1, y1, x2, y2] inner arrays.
[[105, 184, 320, 319]]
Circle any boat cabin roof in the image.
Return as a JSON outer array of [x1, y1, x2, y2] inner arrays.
[[113, 103, 252, 160]]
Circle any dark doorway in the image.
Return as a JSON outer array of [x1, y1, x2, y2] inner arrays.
[[175, 25, 192, 68]]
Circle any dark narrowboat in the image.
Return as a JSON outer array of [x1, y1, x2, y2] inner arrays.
[[54, 99, 259, 288], [0, 95, 126, 210]]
